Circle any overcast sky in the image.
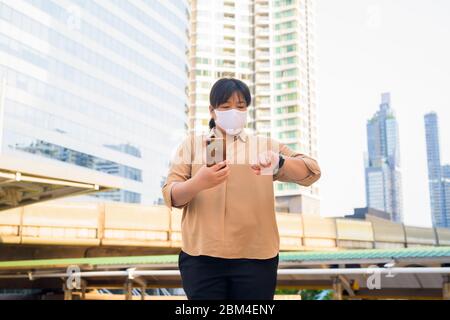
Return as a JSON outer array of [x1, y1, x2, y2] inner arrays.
[[315, 0, 450, 226]]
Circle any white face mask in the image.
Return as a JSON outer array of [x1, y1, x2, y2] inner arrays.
[[214, 109, 247, 135]]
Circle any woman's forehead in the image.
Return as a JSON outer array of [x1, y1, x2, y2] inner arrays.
[[227, 91, 245, 102]]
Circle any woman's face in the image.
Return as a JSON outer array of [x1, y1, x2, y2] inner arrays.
[[209, 91, 247, 121]]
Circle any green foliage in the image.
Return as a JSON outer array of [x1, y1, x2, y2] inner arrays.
[[300, 289, 333, 300], [275, 288, 299, 295]]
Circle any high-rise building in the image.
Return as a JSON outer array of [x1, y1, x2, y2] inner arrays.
[[443, 165, 450, 227], [0, 0, 189, 204], [188, 0, 319, 214], [424, 112, 449, 227], [364, 93, 403, 222]]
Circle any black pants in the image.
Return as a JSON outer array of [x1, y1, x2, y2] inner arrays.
[[178, 250, 279, 300]]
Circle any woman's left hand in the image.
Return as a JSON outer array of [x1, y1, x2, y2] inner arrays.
[[250, 151, 280, 176]]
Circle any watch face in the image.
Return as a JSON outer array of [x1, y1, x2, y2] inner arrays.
[[278, 155, 285, 168]]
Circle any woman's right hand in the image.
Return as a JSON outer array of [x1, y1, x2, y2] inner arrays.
[[192, 160, 230, 191]]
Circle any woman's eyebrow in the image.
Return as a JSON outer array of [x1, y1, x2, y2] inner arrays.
[[223, 100, 245, 104]]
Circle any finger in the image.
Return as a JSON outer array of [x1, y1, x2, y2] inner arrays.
[[216, 164, 230, 174], [216, 166, 230, 177], [250, 164, 261, 172], [211, 161, 226, 171], [260, 160, 271, 168], [265, 153, 274, 166], [218, 172, 230, 181], [258, 154, 271, 167], [217, 171, 230, 182]]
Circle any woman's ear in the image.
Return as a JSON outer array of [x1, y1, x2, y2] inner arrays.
[[209, 105, 215, 119]]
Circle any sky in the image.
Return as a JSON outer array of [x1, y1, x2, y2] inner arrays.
[[314, 0, 450, 227]]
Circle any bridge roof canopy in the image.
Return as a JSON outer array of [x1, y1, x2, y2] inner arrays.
[[0, 153, 123, 211], [1, 247, 450, 270]]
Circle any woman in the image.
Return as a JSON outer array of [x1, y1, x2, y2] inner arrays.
[[162, 78, 321, 300]]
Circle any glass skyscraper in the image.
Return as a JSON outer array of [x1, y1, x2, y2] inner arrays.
[[0, 0, 189, 204], [443, 165, 450, 227], [424, 112, 449, 228], [364, 93, 403, 222]]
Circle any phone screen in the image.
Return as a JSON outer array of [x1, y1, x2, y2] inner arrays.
[[206, 136, 225, 167]]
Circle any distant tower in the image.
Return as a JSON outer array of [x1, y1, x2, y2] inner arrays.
[[443, 165, 450, 227], [365, 93, 403, 222], [424, 112, 449, 227]]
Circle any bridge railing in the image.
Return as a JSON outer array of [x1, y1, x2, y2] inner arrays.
[[1, 201, 450, 250]]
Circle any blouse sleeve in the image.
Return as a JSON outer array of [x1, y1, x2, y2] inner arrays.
[[272, 141, 321, 187], [161, 134, 193, 210]]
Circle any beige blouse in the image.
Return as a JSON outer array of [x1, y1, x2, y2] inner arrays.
[[161, 127, 321, 259]]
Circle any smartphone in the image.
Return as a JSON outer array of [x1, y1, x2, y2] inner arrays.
[[206, 135, 226, 167]]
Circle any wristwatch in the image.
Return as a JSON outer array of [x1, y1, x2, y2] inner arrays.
[[273, 153, 285, 175], [278, 153, 285, 170]]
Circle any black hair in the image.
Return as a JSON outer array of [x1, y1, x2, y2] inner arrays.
[[209, 78, 251, 129]]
